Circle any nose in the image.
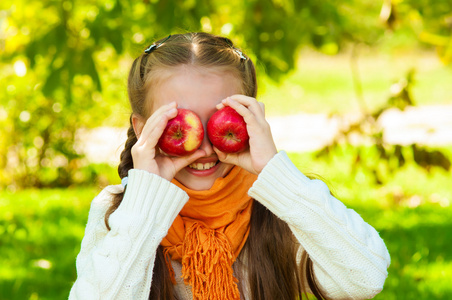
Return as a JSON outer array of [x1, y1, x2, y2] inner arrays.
[[199, 126, 214, 156]]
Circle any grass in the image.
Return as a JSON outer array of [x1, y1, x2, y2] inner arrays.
[[1, 146, 451, 299], [259, 49, 452, 116], [0, 187, 97, 300], [288, 146, 452, 299]]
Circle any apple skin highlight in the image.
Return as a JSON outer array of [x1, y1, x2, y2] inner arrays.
[[158, 109, 204, 157], [207, 106, 249, 153]]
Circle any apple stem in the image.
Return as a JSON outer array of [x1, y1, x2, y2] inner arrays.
[[174, 129, 183, 139], [227, 131, 240, 142]]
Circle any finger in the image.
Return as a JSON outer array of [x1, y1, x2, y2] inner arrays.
[[139, 102, 177, 139], [258, 101, 265, 117], [217, 95, 264, 118], [138, 104, 178, 146], [213, 147, 238, 165], [143, 114, 174, 150], [215, 102, 226, 110], [221, 97, 259, 126], [227, 95, 265, 118], [213, 146, 227, 161], [171, 149, 207, 171]]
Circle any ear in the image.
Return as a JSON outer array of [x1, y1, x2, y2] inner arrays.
[[131, 113, 146, 139]]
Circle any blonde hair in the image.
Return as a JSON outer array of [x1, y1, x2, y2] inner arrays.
[[127, 32, 257, 118]]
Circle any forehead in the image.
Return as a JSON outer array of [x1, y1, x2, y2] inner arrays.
[[147, 65, 243, 114]]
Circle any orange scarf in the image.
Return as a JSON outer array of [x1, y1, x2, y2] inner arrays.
[[161, 166, 257, 299]]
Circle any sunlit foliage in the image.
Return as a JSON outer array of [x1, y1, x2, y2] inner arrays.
[[1, 0, 451, 189]]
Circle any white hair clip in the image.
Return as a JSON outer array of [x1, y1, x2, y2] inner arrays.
[[234, 48, 247, 61], [144, 35, 172, 54]]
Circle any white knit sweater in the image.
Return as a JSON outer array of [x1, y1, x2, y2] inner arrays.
[[69, 151, 390, 299]]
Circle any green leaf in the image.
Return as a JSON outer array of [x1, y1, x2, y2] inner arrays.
[[42, 67, 63, 98], [82, 49, 102, 91]]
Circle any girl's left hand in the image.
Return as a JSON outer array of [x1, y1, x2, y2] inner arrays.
[[214, 95, 277, 175]]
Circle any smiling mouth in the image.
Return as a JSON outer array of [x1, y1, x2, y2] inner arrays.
[[188, 161, 219, 170]]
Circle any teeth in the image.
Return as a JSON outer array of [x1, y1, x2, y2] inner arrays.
[[189, 161, 217, 170]]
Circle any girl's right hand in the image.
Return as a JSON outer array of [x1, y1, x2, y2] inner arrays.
[[131, 102, 206, 182]]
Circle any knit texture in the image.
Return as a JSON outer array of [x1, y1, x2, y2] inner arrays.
[[69, 151, 390, 300], [248, 151, 391, 299]]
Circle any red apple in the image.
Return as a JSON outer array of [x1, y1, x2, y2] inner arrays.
[[158, 109, 204, 156], [207, 106, 249, 153]]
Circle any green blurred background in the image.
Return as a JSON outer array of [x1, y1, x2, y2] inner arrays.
[[1, 0, 452, 299]]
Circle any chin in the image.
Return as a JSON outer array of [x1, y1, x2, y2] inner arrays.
[[175, 162, 234, 191], [178, 178, 217, 191]]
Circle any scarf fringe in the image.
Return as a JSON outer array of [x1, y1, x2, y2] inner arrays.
[[180, 222, 241, 300], [163, 248, 178, 285]]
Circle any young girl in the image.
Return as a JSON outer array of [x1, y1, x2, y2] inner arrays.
[[69, 32, 390, 300]]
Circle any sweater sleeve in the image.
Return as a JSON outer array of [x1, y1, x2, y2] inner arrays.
[[248, 151, 390, 300], [69, 169, 188, 300]]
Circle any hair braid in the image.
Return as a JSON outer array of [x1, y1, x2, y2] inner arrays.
[[104, 116, 137, 230], [118, 116, 138, 179]]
